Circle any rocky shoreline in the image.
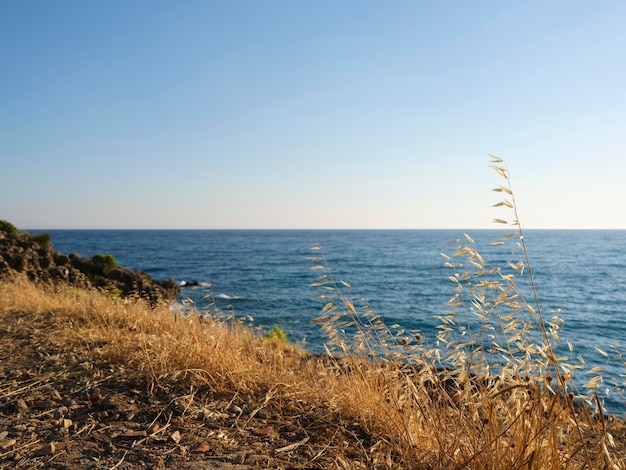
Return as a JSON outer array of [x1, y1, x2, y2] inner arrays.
[[0, 225, 179, 306]]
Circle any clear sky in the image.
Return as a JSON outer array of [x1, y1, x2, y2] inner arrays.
[[1, 1, 625, 229]]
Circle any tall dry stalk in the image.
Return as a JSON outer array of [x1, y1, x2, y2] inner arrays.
[[310, 156, 623, 469]]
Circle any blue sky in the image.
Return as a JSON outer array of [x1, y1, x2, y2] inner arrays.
[[1, 1, 625, 229]]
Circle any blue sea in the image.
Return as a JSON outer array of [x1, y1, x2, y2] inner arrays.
[[43, 229, 626, 414]]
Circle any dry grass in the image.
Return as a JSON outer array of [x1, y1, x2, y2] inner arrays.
[[1, 157, 624, 468], [1, 274, 623, 468], [1, 277, 393, 468], [308, 156, 625, 469]]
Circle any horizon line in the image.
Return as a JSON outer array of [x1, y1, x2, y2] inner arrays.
[[22, 227, 626, 231]]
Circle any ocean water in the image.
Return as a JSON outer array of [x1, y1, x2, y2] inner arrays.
[[44, 229, 626, 413]]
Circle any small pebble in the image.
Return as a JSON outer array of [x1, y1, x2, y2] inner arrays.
[[15, 398, 28, 412], [191, 442, 210, 453], [0, 439, 16, 450], [32, 442, 55, 457]]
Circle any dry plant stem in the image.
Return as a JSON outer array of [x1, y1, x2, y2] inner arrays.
[[493, 156, 598, 468], [310, 248, 417, 445], [305, 156, 624, 469]]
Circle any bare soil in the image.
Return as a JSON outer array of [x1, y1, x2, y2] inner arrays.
[[0, 309, 376, 469]]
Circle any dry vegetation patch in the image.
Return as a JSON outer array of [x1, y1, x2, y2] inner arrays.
[[1, 277, 624, 469], [0, 278, 396, 469]]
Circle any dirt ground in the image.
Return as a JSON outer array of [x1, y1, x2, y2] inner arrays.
[[1, 301, 625, 469], [0, 313, 374, 469]]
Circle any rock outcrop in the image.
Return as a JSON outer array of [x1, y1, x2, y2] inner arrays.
[[0, 229, 179, 306]]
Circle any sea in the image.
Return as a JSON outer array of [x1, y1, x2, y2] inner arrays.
[[42, 229, 626, 414]]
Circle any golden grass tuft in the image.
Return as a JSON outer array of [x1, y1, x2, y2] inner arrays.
[[0, 276, 309, 396]]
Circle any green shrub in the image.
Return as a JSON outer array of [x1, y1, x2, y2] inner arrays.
[[31, 232, 51, 248], [92, 253, 118, 276], [264, 326, 289, 343], [0, 220, 18, 234]]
